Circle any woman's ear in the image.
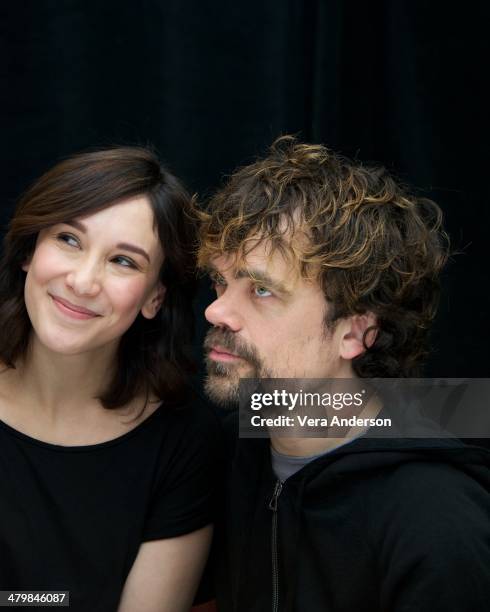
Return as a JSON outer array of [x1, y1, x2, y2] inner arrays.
[[339, 313, 378, 360], [141, 283, 166, 320], [21, 258, 31, 272]]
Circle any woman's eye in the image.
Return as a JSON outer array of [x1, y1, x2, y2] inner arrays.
[[57, 233, 79, 247], [254, 286, 272, 298], [112, 255, 137, 269]]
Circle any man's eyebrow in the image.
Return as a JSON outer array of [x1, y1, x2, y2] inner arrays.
[[205, 264, 292, 295], [63, 221, 150, 263], [236, 268, 292, 295]]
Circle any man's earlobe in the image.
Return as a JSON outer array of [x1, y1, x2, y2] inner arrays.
[[141, 284, 166, 320], [340, 313, 378, 360]]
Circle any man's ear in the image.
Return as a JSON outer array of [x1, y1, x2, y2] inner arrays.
[[141, 283, 166, 320], [339, 312, 378, 360]]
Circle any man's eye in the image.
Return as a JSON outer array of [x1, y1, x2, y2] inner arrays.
[[254, 286, 272, 298], [112, 256, 137, 269], [56, 233, 79, 247]]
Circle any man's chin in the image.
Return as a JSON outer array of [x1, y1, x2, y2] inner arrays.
[[204, 373, 240, 407]]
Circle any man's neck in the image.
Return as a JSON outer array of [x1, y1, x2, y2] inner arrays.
[[270, 392, 382, 457], [270, 436, 352, 457]]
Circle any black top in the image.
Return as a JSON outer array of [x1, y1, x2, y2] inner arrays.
[[0, 397, 221, 611]]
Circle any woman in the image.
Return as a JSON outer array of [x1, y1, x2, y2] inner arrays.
[[0, 147, 219, 611]]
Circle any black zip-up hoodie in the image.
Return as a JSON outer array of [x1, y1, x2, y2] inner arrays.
[[215, 420, 490, 611]]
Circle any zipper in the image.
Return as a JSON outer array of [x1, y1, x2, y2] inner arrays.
[[268, 479, 283, 612]]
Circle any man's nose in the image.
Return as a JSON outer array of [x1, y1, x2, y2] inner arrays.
[[205, 289, 243, 332], [65, 258, 102, 297]]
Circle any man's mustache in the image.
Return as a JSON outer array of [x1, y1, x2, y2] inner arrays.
[[204, 327, 261, 368]]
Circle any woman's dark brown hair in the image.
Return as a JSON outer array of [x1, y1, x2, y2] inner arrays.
[[0, 146, 196, 408]]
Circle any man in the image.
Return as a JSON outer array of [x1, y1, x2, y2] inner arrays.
[[197, 136, 490, 611]]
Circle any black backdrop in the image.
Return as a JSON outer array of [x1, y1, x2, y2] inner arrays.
[[2, 1, 489, 377]]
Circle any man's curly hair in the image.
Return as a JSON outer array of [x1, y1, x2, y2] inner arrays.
[[196, 135, 449, 377]]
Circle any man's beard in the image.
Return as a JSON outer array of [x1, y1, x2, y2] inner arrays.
[[203, 327, 271, 407]]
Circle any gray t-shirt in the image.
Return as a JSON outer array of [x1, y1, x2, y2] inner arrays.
[[271, 435, 364, 482]]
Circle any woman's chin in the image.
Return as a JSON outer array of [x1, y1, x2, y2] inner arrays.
[[30, 331, 104, 358]]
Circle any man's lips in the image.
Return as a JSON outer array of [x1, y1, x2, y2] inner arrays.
[[50, 294, 100, 319], [208, 345, 243, 362]]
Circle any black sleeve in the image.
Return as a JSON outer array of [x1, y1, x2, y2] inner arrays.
[[142, 402, 223, 541], [375, 462, 490, 611]]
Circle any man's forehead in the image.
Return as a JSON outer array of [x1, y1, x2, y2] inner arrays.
[[210, 239, 286, 272]]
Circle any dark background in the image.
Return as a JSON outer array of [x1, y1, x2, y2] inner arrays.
[[2, 1, 489, 377]]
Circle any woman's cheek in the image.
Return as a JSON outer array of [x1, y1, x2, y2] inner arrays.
[[109, 276, 150, 315], [29, 243, 69, 282]]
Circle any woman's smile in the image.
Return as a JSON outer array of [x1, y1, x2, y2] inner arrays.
[[49, 293, 101, 320]]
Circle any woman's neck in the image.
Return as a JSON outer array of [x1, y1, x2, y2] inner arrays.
[[13, 335, 117, 418]]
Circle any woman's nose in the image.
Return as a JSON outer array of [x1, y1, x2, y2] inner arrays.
[[65, 259, 102, 297]]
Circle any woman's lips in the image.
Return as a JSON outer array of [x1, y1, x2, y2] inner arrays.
[[208, 346, 242, 362], [50, 294, 100, 320]]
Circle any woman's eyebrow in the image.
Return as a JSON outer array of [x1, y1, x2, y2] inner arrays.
[[115, 243, 150, 263], [63, 221, 150, 263], [66, 220, 87, 232]]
